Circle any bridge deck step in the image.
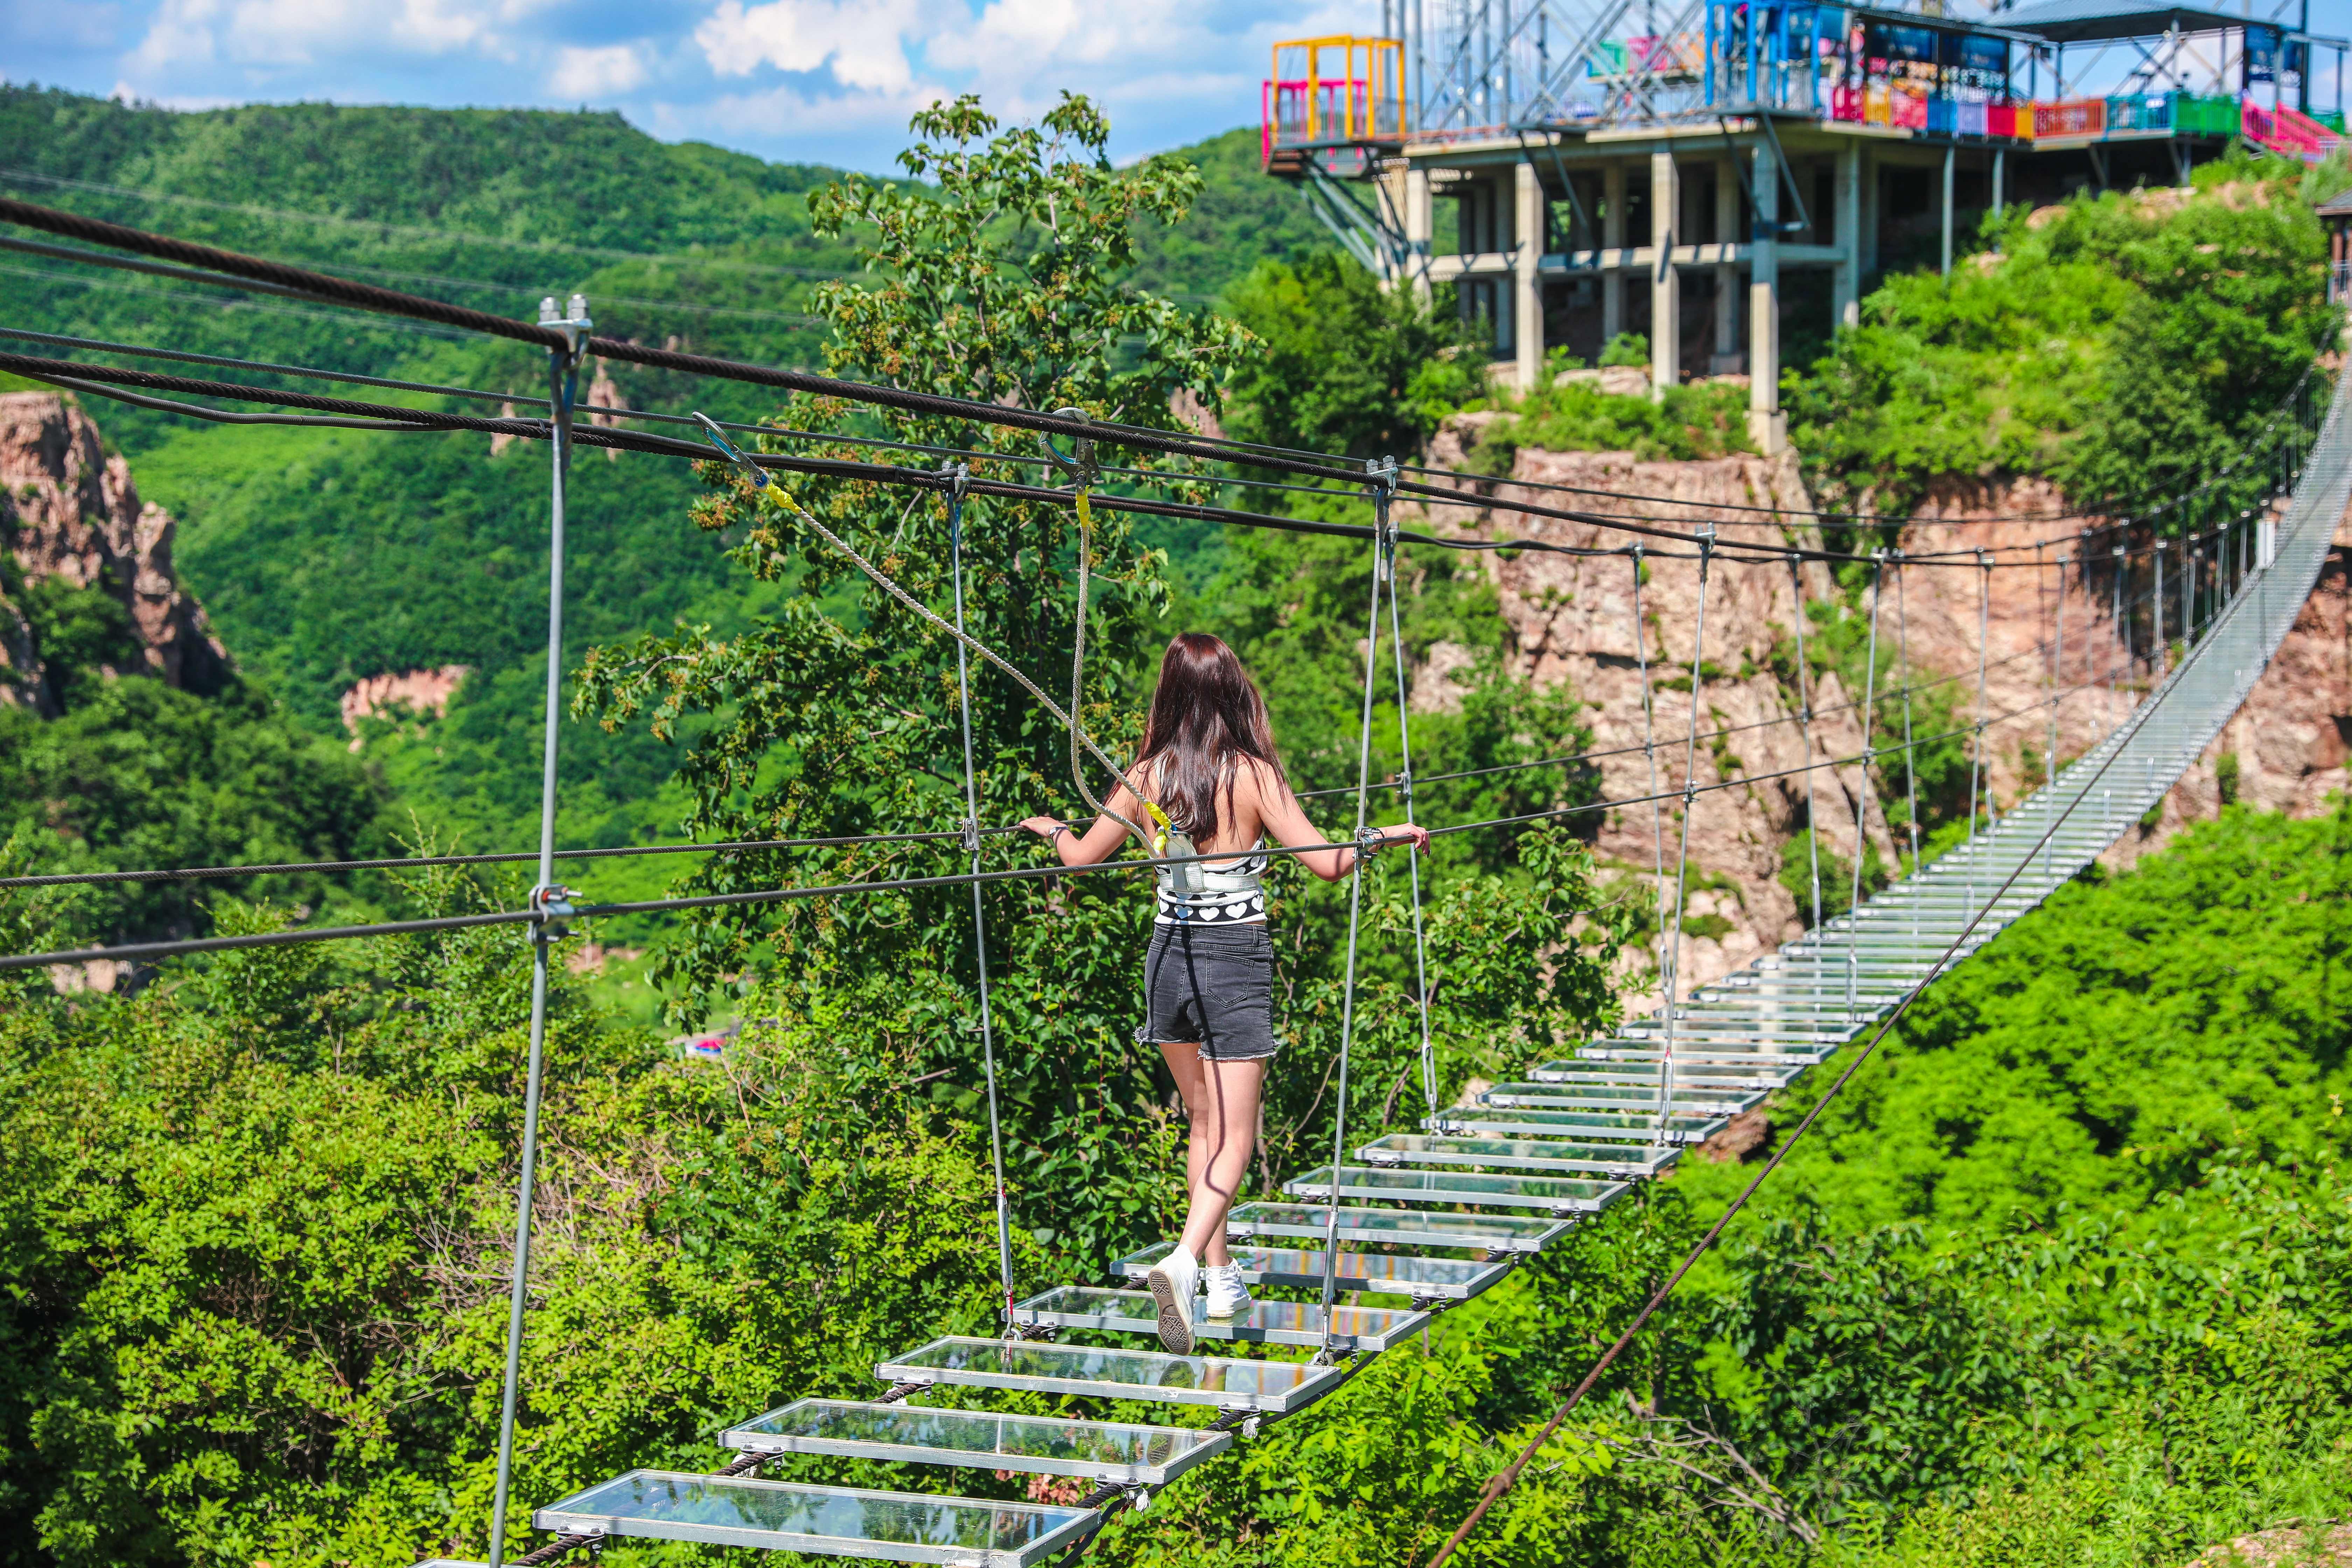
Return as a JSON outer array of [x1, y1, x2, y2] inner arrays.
[[1429, 1107, 1727, 1143], [720, 1398, 1229, 1486], [1225, 1200, 1572, 1252], [1009, 1286, 1430, 1352], [532, 1470, 1093, 1567], [1359, 1132, 1674, 1177], [1481, 1079, 1756, 1111], [1283, 1162, 1631, 1215], [877, 1336, 1340, 1413], [1116, 1242, 1516, 1302]]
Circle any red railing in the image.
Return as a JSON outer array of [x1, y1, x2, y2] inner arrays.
[[2243, 99, 2342, 163]]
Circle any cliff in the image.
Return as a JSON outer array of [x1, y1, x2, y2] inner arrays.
[[1417, 423, 2348, 996], [0, 391, 229, 710]]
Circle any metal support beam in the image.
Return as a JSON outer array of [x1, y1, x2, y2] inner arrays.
[[1603, 161, 1627, 342], [1940, 143, 1955, 278], [1834, 141, 1861, 330], [1516, 160, 1545, 391], [1406, 167, 1435, 303], [1714, 155, 1740, 367]]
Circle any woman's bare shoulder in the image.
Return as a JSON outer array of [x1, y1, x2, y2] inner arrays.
[[1234, 754, 1290, 805]]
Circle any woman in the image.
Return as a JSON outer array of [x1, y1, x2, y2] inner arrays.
[[1021, 633, 1428, 1355]]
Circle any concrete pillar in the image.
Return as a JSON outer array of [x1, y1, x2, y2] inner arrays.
[[1488, 176, 1513, 357], [1515, 160, 1544, 392], [1833, 142, 1861, 330], [1602, 162, 1626, 343], [1857, 147, 1879, 280], [1749, 141, 1784, 454], [1940, 143, 1955, 276], [1713, 156, 1740, 365], [1405, 166, 1434, 303], [1650, 149, 1679, 399]]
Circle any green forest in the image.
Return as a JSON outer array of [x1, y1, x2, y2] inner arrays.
[[2, 79, 2350, 1568]]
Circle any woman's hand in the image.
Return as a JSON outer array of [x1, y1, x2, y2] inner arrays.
[[1019, 816, 1069, 843], [1384, 822, 1432, 854]]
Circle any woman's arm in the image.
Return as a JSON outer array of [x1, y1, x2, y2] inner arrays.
[[1250, 759, 1430, 882], [1018, 770, 1151, 867]]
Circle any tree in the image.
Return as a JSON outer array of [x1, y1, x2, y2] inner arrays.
[[1222, 251, 1480, 459]]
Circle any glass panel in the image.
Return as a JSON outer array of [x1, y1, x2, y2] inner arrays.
[[1009, 1286, 1429, 1352], [1434, 1108, 1723, 1141], [1232, 1241, 1486, 1297], [1485, 1080, 1751, 1106], [1227, 1202, 1568, 1251], [1203, 1245, 1511, 1299], [722, 1399, 1226, 1485], [533, 1470, 1090, 1568], [878, 1337, 1336, 1412], [1284, 1163, 1628, 1213], [1361, 1134, 1671, 1174]]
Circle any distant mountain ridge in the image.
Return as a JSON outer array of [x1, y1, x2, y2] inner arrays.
[[0, 84, 1331, 875]]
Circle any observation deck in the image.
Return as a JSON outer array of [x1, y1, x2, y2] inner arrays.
[[1260, 0, 2346, 454]]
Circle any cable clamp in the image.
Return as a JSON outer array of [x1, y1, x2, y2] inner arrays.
[[1041, 407, 1099, 488], [1394, 767, 1413, 806], [1354, 824, 1388, 860], [537, 293, 594, 357], [961, 817, 982, 855], [529, 883, 577, 938]]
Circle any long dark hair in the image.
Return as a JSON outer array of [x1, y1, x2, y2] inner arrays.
[[1135, 634, 1284, 843]]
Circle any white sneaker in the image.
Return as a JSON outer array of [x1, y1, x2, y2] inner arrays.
[[1203, 1263, 1253, 1320], [1145, 1244, 1199, 1354]]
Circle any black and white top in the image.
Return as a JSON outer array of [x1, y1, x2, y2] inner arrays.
[[1155, 839, 1270, 926]]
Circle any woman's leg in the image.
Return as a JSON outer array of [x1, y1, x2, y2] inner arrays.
[[1176, 1056, 1266, 1267], [1156, 1041, 1212, 1231]]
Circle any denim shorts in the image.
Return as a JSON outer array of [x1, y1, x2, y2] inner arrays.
[[1136, 921, 1279, 1062]]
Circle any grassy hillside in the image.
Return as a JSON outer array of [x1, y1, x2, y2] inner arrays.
[[0, 88, 1316, 922]]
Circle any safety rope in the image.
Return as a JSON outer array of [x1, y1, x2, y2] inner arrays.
[[1968, 551, 1994, 922], [1785, 554, 1825, 934], [2046, 546, 2064, 882], [1371, 464, 1442, 1127], [944, 470, 1020, 1332], [1896, 553, 1921, 872], [1651, 530, 1715, 1147], [1044, 415, 1146, 841], [1321, 489, 1392, 1354], [689, 417, 1142, 835], [1630, 548, 1673, 1067], [1845, 554, 1885, 1026]]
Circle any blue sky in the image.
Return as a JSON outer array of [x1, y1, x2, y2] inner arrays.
[[4, 0, 1363, 172], [10, 0, 2352, 175]]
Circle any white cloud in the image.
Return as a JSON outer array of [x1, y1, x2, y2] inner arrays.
[[695, 0, 927, 92], [122, 0, 530, 80], [550, 42, 648, 98]]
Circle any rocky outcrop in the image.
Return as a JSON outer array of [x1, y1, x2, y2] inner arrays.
[[0, 391, 229, 703], [1407, 424, 1898, 997], [341, 664, 469, 750]]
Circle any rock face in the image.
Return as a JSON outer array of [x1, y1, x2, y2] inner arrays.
[[1415, 427, 2342, 997], [1409, 421, 1896, 997], [0, 392, 229, 707]]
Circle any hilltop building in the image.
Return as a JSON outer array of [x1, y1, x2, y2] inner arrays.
[[1262, 0, 2347, 451]]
